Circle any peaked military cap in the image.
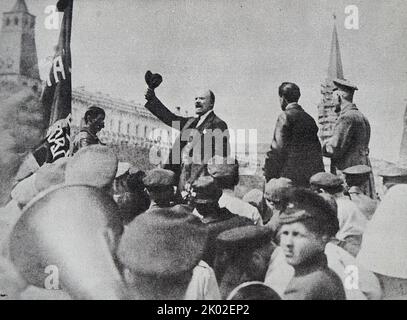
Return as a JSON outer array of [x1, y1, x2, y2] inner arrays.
[[333, 78, 358, 91], [310, 172, 343, 188], [343, 165, 372, 176], [378, 165, 407, 178], [216, 225, 273, 251], [279, 188, 339, 237]]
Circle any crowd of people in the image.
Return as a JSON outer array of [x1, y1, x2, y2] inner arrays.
[[0, 74, 407, 300]]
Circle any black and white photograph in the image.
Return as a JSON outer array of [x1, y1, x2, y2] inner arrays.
[[0, 0, 406, 303]]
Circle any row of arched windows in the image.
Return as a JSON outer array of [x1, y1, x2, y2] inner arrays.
[[108, 118, 169, 140], [5, 16, 34, 28]]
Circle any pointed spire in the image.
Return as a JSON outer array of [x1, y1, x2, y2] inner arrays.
[[12, 0, 29, 13], [327, 14, 344, 80]]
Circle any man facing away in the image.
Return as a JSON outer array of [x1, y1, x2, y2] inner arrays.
[[264, 82, 324, 187], [144, 77, 230, 195]]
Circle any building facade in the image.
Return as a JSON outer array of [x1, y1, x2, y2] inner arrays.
[[72, 87, 173, 151]]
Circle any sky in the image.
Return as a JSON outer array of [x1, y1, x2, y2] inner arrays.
[[1, 0, 406, 162]]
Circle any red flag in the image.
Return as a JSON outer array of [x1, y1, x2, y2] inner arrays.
[[33, 0, 73, 166]]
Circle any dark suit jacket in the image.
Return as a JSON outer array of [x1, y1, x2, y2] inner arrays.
[[145, 96, 230, 190], [263, 103, 324, 187]]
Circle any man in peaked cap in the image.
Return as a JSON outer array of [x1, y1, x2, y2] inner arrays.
[[213, 225, 277, 299], [322, 78, 376, 200], [309, 172, 368, 257], [343, 165, 378, 220], [186, 176, 252, 266], [378, 165, 407, 193], [117, 207, 220, 300], [207, 156, 263, 225], [278, 188, 346, 300], [142, 168, 176, 209]]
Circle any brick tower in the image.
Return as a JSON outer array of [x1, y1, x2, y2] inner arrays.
[[0, 0, 41, 87]]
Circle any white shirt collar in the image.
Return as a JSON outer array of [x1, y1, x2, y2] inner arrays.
[[196, 110, 214, 128]]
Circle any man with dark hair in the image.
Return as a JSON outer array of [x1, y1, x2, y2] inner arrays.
[[72, 105, 106, 153], [144, 72, 230, 195], [264, 82, 324, 187]]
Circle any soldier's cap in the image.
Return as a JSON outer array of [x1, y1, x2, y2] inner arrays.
[[118, 208, 207, 276], [191, 176, 223, 204], [115, 162, 131, 178], [279, 188, 339, 237], [332, 78, 358, 91], [378, 165, 407, 178], [343, 165, 372, 176], [207, 156, 239, 178], [310, 172, 343, 188], [142, 168, 176, 190], [216, 225, 274, 252], [65, 145, 118, 188], [264, 178, 293, 201]]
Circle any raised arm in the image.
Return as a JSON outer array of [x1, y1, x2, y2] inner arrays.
[[144, 88, 189, 129]]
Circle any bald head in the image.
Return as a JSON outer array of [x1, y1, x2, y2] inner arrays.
[[195, 89, 215, 116]]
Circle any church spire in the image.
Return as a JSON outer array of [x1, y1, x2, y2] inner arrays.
[[12, 0, 29, 13], [327, 14, 344, 80], [317, 15, 346, 145]]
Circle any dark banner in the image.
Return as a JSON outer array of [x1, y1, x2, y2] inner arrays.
[[33, 0, 73, 166]]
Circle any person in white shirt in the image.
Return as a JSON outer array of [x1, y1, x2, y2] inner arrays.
[[207, 155, 263, 225]]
